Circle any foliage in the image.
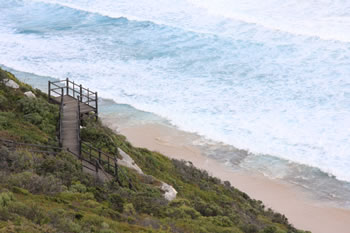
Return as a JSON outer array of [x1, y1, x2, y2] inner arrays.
[[0, 69, 309, 233]]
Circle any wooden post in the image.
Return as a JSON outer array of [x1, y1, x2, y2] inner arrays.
[[87, 88, 90, 105], [95, 92, 98, 119], [98, 150, 101, 164], [79, 140, 81, 158], [80, 84, 82, 102], [48, 81, 51, 101], [66, 78, 69, 96], [73, 81, 75, 98], [108, 157, 110, 171], [95, 160, 98, 173]]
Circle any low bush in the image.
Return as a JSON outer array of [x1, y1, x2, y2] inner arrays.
[[0, 191, 14, 207], [17, 97, 58, 135], [166, 205, 201, 219], [8, 172, 64, 195]]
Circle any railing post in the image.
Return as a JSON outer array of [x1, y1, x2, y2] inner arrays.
[[87, 88, 90, 105], [73, 81, 75, 98], [108, 157, 110, 171], [80, 84, 82, 102], [95, 92, 98, 120], [78, 141, 81, 158], [48, 81, 51, 101], [98, 150, 101, 164], [66, 78, 69, 96], [95, 160, 98, 173]]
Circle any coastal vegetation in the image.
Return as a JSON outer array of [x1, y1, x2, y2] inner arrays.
[[0, 68, 309, 233]]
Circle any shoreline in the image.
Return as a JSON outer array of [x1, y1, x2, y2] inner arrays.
[[6, 66, 350, 232], [102, 117, 350, 233]]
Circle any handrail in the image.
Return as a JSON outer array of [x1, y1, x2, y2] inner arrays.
[[51, 87, 65, 91], [80, 141, 119, 177], [79, 141, 132, 187], [50, 79, 67, 84], [67, 148, 99, 172], [48, 78, 98, 113], [96, 159, 113, 182], [77, 96, 81, 156], [68, 148, 112, 182], [0, 138, 62, 152], [59, 88, 64, 147], [81, 141, 115, 161]]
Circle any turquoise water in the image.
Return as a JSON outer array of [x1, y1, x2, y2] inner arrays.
[[1, 0, 350, 204]]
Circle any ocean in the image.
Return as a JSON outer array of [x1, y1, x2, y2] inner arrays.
[[1, 0, 350, 206]]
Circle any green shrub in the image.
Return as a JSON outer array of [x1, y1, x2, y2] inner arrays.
[[242, 224, 259, 233], [193, 199, 223, 217], [169, 198, 191, 208], [0, 68, 8, 81], [12, 187, 30, 195], [70, 181, 87, 193], [17, 97, 58, 135], [0, 112, 14, 129], [131, 192, 167, 216], [23, 112, 43, 125], [59, 191, 95, 201], [0, 191, 14, 207], [9, 201, 50, 225], [108, 193, 125, 212], [123, 203, 136, 216], [166, 205, 201, 219], [7, 150, 34, 172], [263, 226, 277, 233], [0, 94, 7, 107], [0, 146, 10, 163], [8, 172, 64, 195], [209, 216, 234, 227], [35, 152, 88, 186]]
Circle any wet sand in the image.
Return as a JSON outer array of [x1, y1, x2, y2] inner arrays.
[[102, 117, 350, 233]]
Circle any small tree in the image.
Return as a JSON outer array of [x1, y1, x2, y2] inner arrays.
[[0, 68, 8, 82]]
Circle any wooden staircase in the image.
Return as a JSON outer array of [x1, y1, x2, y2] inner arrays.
[[48, 78, 123, 183]]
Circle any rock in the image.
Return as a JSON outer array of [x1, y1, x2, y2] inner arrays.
[[3, 79, 19, 89], [117, 148, 177, 201], [185, 161, 193, 167], [161, 182, 177, 201], [24, 91, 36, 98], [118, 148, 143, 174]]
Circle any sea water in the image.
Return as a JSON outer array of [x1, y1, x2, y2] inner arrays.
[[1, 0, 350, 206]]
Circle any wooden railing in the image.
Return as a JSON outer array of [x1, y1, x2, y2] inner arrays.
[[77, 96, 82, 155], [80, 141, 133, 188], [0, 138, 120, 183], [48, 78, 98, 115], [67, 148, 111, 180], [0, 138, 62, 155], [58, 88, 64, 147], [81, 141, 119, 178]]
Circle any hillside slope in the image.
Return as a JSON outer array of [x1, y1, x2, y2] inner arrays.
[[0, 68, 309, 233]]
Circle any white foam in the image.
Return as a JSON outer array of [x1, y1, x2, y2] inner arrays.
[[189, 0, 350, 42], [29, 0, 350, 42]]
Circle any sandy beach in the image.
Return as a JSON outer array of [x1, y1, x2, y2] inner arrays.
[[102, 117, 350, 233]]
